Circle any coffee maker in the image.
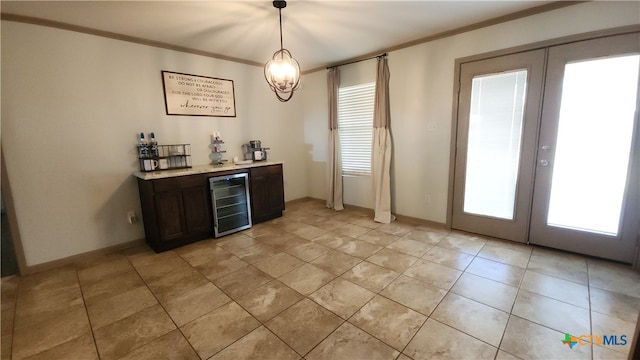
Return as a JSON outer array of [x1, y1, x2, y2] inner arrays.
[[243, 140, 269, 161]]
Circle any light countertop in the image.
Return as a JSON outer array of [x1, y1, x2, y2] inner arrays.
[[133, 160, 283, 180]]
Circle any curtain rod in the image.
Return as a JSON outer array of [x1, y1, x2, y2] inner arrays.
[[327, 53, 387, 69]]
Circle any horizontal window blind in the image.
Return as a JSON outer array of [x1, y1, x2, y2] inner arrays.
[[338, 82, 375, 175]]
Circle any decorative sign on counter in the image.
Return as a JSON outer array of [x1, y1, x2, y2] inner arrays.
[[162, 71, 236, 117]]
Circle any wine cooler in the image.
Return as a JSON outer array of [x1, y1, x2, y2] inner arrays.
[[209, 173, 252, 237]]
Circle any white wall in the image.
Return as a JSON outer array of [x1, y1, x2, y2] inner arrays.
[[1, 21, 307, 266], [3, 1, 638, 266], [302, 1, 640, 223]]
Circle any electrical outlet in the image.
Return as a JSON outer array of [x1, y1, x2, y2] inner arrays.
[[425, 194, 431, 204], [127, 211, 137, 224]]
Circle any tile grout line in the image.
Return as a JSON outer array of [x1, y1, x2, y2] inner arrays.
[[586, 259, 594, 360], [175, 230, 345, 359], [372, 232, 474, 359], [227, 219, 407, 358], [493, 245, 532, 360], [10, 276, 24, 360], [274, 219, 404, 357], [418, 240, 498, 358], [200, 228, 322, 357], [343, 231, 438, 356], [8, 277, 20, 360], [9, 202, 636, 360], [242, 225, 353, 359], [177, 246, 264, 359], [347, 227, 516, 358], [11, 266, 105, 360], [344, 275, 426, 357], [74, 266, 100, 360], [176, 256, 265, 359], [399, 236, 534, 359], [122, 250, 203, 360], [395, 233, 459, 359], [14, 215, 426, 360]]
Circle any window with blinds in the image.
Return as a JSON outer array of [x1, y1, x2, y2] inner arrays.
[[338, 82, 375, 175]]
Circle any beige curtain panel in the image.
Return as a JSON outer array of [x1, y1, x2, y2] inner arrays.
[[372, 56, 395, 223], [326, 67, 344, 210]]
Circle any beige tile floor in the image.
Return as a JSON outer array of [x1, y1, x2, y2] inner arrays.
[[2, 198, 639, 360]]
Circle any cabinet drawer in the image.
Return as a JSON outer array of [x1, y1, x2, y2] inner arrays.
[[250, 164, 282, 176], [153, 174, 206, 192]]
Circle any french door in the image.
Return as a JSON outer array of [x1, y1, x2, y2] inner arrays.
[[452, 49, 546, 243], [452, 33, 640, 262], [529, 34, 639, 262]]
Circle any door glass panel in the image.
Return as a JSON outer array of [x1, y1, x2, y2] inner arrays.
[[463, 70, 528, 220], [547, 55, 639, 235]]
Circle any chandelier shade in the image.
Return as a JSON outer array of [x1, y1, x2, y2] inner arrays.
[[264, 0, 300, 102]]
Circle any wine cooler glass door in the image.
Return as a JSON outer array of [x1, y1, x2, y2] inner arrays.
[[209, 173, 252, 237]]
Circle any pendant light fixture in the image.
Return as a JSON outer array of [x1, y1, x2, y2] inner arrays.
[[264, 0, 300, 102]]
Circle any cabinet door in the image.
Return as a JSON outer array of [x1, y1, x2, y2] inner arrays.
[[250, 169, 271, 220], [267, 170, 285, 213], [182, 185, 212, 234], [154, 191, 186, 241], [250, 164, 285, 223]]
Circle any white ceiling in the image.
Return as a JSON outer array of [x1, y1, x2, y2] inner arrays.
[[1, 1, 559, 71]]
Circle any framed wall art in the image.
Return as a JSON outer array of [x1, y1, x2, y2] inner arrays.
[[161, 71, 236, 117]]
